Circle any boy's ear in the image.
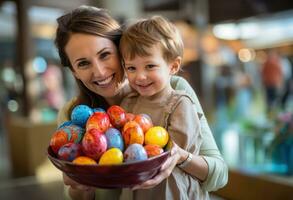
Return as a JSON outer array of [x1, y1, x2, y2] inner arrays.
[[170, 56, 181, 75]]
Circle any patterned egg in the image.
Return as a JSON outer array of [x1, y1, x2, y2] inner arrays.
[[58, 121, 74, 129], [125, 113, 136, 123], [144, 144, 164, 158], [50, 125, 84, 154], [71, 104, 93, 127], [57, 143, 83, 161], [86, 112, 110, 133], [134, 114, 153, 133], [122, 124, 144, 147], [98, 148, 123, 165], [145, 126, 169, 148], [122, 121, 140, 134], [92, 107, 106, 113], [105, 128, 124, 151], [73, 156, 97, 165], [124, 144, 148, 163], [82, 128, 107, 160], [107, 105, 127, 128]]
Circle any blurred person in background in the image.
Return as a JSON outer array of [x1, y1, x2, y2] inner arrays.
[[54, 5, 227, 200], [261, 50, 284, 114]]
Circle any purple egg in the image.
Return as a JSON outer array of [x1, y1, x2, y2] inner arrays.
[[57, 143, 83, 161], [71, 105, 93, 127], [124, 143, 148, 163], [105, 128, 124, 151]]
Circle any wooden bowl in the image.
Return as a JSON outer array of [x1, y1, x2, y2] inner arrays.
[[47, 146, 170, 188]]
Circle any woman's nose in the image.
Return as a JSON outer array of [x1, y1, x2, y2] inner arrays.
[[92, 60, 105, 76]]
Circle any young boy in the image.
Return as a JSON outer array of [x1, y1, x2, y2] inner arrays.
[[119, 16, 208, 199]]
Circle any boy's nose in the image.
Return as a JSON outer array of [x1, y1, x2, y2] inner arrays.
[[136, 72, 147, 81]]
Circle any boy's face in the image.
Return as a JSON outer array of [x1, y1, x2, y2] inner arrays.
[[123, 45, 180, 97]]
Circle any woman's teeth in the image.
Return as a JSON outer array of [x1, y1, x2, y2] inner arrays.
[[96, 75, 113, 85]]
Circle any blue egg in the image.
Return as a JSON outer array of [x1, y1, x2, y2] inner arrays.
[[71, 104, 93, 127], [92, 107, 106, 113], [124, 144, 148, 163], [105, 128, 124, 151], [57, 121, 74, 129]]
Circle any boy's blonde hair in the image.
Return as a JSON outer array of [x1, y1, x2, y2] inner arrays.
[[120, 16, 184, 63]]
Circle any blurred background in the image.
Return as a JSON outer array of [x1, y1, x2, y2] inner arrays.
[[0, 0, 292, 199]]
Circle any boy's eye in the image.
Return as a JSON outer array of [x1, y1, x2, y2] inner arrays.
[[146, 64, 156, 69], [126, 66, 136, 72]]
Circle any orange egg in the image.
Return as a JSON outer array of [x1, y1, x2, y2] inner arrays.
[[72, 156, 97, 165], [144, 144, 164, 158]]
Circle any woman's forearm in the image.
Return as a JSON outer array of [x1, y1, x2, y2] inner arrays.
[[177, 148, 208, 182]]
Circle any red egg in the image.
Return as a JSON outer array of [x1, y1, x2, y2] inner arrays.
[[122, 124, 144, 146], [125, 113, 136, 123], [86, 112, 110, 133], [107, 105, 127, 128], [144, 144, 164, 158], [50, 125, 84, 154], [57, 143, 83, 161], [134, 114, 153, 133], [82, 128, 107, 160]]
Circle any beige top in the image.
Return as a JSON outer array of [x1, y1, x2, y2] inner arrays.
[[120, 85, 209, 200]]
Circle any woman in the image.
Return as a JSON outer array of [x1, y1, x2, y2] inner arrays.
[[55, 6, 228, 200]]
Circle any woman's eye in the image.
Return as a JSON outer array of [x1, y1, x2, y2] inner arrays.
[[100, 52, 110, 59], [77, 61, 90, 68]]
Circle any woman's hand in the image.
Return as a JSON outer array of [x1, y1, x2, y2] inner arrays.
[[63, 173, 96, 200], [132, 142, 182, 190]]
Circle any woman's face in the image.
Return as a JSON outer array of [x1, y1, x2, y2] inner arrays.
[[65, 33, 124, 98]]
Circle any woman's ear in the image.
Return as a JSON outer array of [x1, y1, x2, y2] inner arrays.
[[170, 56, 182, 75]]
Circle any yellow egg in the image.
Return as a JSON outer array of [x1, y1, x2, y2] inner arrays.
[[145, 126, 169, 148], [98, 148, 123, 165]]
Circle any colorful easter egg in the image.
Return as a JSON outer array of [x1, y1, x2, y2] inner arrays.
[[92, 107, 106, 113], [98, 148, 123, 165], [145, 126, 169, 148], [50, 125, 84, 154], [71, 104, 93, 127], [73, 156, 97, 165], [122, 121, 140, 134], [125, 113, 136, 123], [134, 114, 153, 133], [122, 125, 144, 146], [124, 144, 148, 163], [57, 143, 83, 161], [58, 121, 74, 129], [107, 105, 127, 128], [105, 128, 124, 151], [144, 144, 164, 158], [82, 128, 107, 160], [86, 112, 110, 133]]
